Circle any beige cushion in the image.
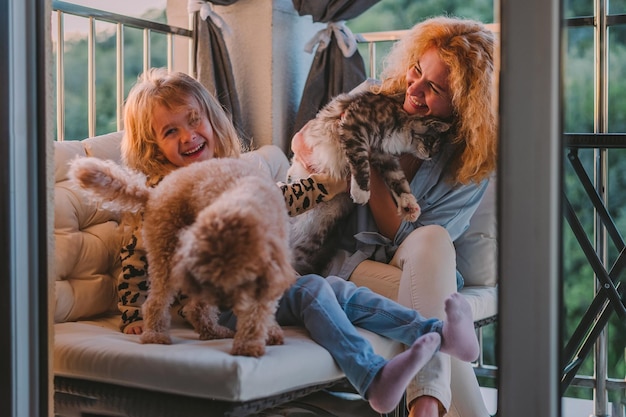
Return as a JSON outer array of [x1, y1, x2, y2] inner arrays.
[[460, 286, 498, 321], [54, 133, 124, 322], [455, 174, 498, 288]]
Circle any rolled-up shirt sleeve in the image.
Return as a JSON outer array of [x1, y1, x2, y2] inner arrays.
[[394, 178, 488, 245]]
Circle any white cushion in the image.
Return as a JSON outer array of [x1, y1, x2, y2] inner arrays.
[[54, 316, 402, 402], [54, 133, 125, 322], [460, 286, 498, 321], [54, 180, 121, 322], [455, 175, 498, 288]]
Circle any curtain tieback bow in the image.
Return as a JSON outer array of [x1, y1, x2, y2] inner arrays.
[[304, 21, 358, 58], [188, 0, 232, 35]]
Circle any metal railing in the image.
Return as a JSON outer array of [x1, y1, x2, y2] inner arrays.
[[52, 0, 194, 141]]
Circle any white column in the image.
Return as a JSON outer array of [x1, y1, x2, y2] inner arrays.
[[498, 0, 561, 415], [205, 0, 322, 151]]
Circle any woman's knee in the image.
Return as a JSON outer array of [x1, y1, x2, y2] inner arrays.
[[393, 225, 458, 311], [393, 225, 455, 267], [406, 224, 453, 248]]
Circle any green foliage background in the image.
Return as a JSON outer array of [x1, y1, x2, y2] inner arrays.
[[55, 0, 624, 403], [561, 1, 626, 402]]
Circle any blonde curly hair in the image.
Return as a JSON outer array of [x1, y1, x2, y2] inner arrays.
[[121, 68, 242, 181], [374, 16, 497, 184]]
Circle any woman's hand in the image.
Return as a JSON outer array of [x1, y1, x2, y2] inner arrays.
[[291, 123, 316, 173]]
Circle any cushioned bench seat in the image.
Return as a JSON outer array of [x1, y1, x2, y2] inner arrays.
[[54, 315, 402, 402], [53, 131, 497, 416]]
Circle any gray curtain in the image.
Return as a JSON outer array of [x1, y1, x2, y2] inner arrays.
[[291, 0, 381, 137], [191, 1, 249, 146]]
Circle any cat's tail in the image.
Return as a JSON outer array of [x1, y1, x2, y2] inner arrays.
[[68, 157, 151, 213]]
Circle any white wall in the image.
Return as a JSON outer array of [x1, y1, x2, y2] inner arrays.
[[168, 0, 323, 152], [166, 0, 193, 74], [215, 0, 322, 151]]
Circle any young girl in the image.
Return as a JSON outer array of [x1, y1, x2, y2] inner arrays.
[[117, 67, 480, 414]]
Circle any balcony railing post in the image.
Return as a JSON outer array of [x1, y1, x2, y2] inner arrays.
[[56, 10, 65, 141], [88, 16, 95, 138], [116, 23, 124, 132]]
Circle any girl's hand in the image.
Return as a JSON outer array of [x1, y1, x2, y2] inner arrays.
[[309, 173, 350, 197], [123, 321, 144, 335]]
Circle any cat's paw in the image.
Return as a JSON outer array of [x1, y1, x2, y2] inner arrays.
[[398, 193, 421, 222], [350, 178, 370, 204], [350, 186, 370, 204]]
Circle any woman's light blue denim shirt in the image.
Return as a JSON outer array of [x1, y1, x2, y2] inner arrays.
[[325, 143, 488, 290], [322, 79, 489, 289]]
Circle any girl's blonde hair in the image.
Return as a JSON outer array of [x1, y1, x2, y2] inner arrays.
[[374, 16, 497, 184], [121, 68, 242, 180]]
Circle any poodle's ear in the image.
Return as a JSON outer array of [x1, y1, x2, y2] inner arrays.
[[68, 156, 150, 213]]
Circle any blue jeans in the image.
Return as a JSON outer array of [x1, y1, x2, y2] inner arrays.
[[219, 274, 442, 397]]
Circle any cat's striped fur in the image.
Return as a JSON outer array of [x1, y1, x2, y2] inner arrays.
[[288, 90, 451, 275]]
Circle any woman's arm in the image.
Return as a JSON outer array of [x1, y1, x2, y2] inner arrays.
[[368, 154, 422, 239], [369, 154, 488, 244]]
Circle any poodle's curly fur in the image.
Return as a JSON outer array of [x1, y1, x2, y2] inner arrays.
[[69, 156, 295, 357]]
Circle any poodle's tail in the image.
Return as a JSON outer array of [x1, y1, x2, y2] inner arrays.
[[68, 157, 151, 213]]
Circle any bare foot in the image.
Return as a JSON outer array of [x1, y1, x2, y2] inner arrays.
[[367, 332, 441, 413], [440, 293, 480, 362]]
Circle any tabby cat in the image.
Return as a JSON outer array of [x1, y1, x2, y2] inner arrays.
[[288, 90, 451, 275]]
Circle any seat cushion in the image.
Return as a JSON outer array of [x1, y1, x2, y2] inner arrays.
[[54, 132, 125, 322], [460, 286, 498, 321], [455, 174, 498, 288], [54, 316, 402, 402]]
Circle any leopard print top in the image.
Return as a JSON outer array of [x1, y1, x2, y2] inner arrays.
[[278, 174, 346, 216], [117, 174, 345, 331]]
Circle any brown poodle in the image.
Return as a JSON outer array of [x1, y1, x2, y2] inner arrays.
[[69, 156, 295, 357]]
